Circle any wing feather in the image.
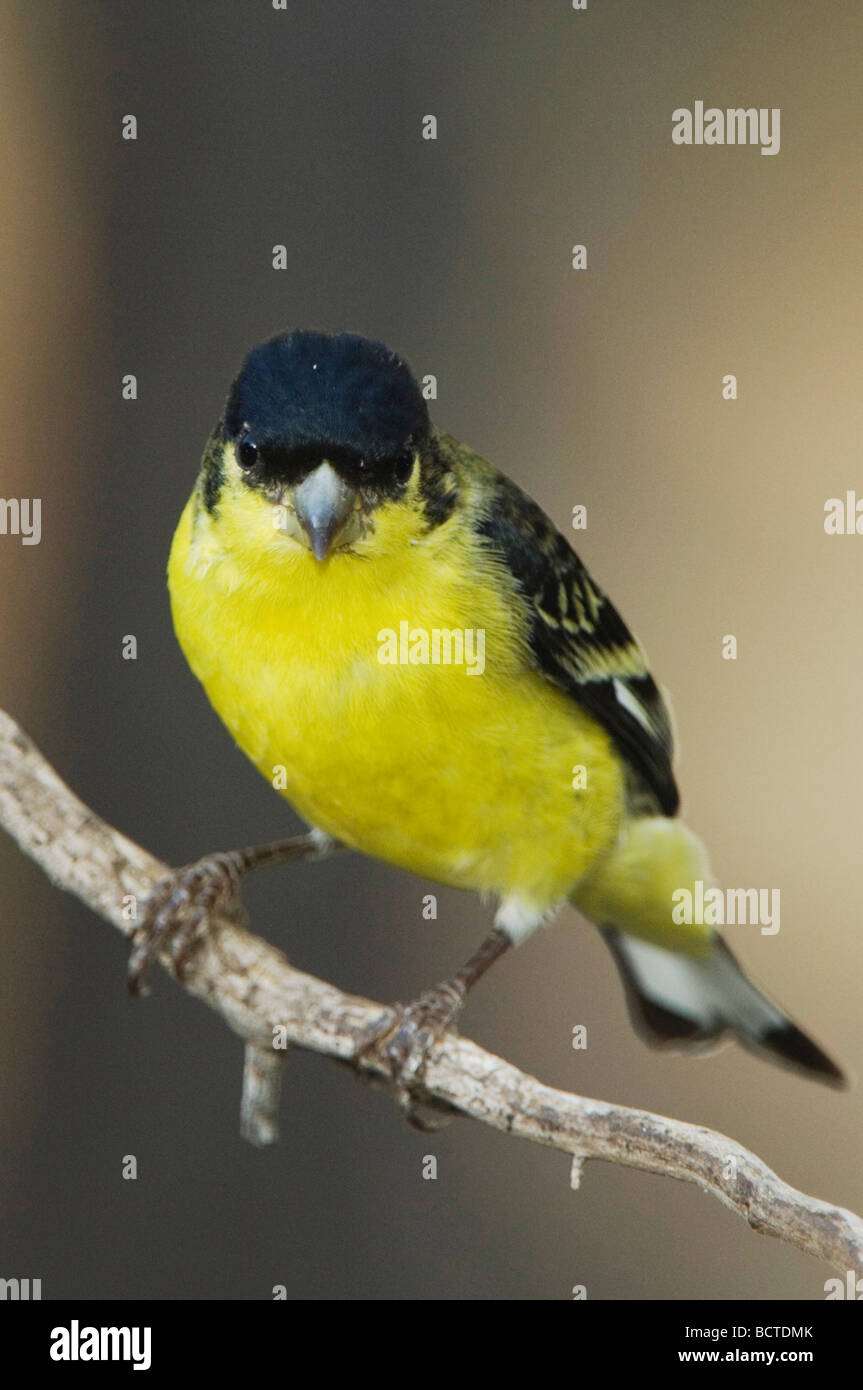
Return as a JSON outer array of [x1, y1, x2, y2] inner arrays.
[[472, 468, 679, 815]]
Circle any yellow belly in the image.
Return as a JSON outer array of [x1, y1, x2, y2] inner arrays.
[[168, 494, 623, 909]]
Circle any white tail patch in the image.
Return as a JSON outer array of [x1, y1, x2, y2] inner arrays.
[[610, 933, 785, 1036]]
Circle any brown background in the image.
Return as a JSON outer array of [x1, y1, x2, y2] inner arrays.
[[1, 0, 861, 1299]]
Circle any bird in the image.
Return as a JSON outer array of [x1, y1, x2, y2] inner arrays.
[[130, 327, 845, 1095]]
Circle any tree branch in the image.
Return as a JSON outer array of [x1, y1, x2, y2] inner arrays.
[[0, 708, 860, 1278]]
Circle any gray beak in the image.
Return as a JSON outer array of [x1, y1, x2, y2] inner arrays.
[[291, 462, 359, 561]]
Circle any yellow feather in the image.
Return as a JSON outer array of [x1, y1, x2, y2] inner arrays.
[[168, 464, 624, 912]]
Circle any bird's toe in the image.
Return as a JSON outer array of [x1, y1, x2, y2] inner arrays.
[[127, 852, 247, 995]]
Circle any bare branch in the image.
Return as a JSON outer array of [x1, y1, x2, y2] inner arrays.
[[0, 708, 860, 1277], [241, 1041, 285, 1147]]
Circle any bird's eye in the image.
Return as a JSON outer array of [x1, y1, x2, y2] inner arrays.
[[236, 429, 258, 469], [393, 453, 414, 485]]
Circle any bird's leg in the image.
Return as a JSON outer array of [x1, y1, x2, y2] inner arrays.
[[127, 831, 342, 995], [356, 927, 512, 1094]]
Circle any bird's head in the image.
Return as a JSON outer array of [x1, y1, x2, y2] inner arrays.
[[202, 330, 455, 562]]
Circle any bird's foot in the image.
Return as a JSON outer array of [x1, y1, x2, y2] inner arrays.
[[127, 851, 248, 996], [354, 978, 467, 1129]]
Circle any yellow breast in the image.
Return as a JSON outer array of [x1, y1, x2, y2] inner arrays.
[[168, 490, 623, 909]]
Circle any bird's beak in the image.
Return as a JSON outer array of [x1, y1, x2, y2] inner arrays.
[[291, 462, 359, 561]]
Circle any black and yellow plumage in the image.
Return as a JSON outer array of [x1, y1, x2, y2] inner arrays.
[[473, 467, 679, 817], [155, 328, 843, 1086]]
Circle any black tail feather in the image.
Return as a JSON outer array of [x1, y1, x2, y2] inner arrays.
[[601, 926, 847, 1088]]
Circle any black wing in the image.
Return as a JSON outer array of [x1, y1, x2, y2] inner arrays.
[[473, 468, 679, 815]]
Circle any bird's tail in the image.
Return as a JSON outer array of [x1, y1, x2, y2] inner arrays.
[[600, 926, 846, 1087]]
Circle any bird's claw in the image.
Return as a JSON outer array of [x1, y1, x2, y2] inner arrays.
[[353, 981, 467, 1129], [127, 852, 247, 996]]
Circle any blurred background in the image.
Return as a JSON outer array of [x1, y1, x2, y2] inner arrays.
[[1, 0, 861, 1300]]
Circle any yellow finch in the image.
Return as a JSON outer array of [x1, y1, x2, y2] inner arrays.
[[132, 329, 843, 1091]]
